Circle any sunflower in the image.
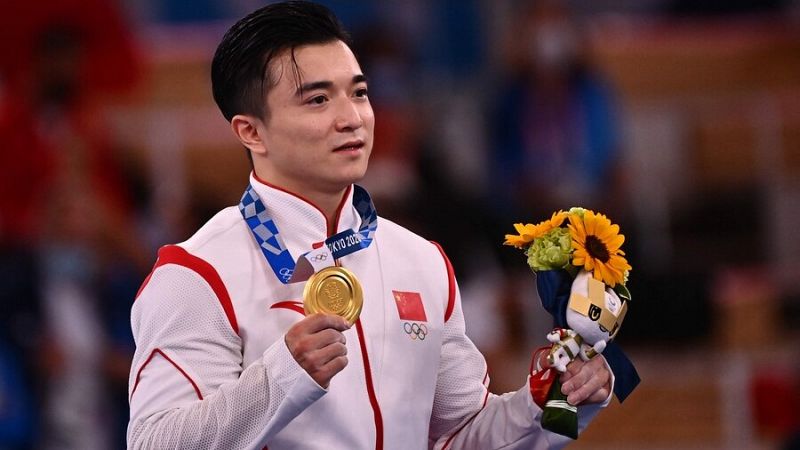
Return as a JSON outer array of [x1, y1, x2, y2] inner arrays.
[[568, 210, 631, 287], [504, 211, 568, 249]]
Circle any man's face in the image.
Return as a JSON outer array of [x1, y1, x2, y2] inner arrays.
[[255, 40, 374, 196]]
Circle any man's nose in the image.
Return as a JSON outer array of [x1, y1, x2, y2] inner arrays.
[[334, 98, 364, 131]]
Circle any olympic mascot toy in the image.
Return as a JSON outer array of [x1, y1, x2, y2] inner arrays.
[[547, 270, 627, 372]]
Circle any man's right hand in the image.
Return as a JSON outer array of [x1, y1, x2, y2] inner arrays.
[[285, 314, 350, 388]]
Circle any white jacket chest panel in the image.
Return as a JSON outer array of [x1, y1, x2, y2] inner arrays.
[[188, 207, 449, 447], [367, 224, 446, 448]]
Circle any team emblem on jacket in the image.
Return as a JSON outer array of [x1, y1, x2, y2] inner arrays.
[[393, 290, 428, 342], [403, 322, 428, 340]]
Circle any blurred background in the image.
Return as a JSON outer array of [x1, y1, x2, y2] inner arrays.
[[1, 0, 799, 448]]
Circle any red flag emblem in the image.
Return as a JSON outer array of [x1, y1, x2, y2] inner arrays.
[[392, 291, 427, 322]]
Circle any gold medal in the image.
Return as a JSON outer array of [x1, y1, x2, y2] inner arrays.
[[303, 266, 363, 325]]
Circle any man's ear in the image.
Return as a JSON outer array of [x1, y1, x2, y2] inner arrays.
[[231, 114, 267, 156]]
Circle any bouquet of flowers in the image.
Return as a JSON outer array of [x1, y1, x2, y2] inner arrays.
[[504, 207, 639, 439], [505, 207, 631, 296]]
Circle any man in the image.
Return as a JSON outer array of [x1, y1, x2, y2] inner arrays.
[[127, 2, 612, 449]]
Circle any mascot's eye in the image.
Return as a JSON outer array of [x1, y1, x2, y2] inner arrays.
[[605, 295, 621, 315], [588, 305, 602, 321]]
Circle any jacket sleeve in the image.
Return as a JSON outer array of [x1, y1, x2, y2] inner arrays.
[[428, 281, 608, 450], [127, 263, 325, 450]]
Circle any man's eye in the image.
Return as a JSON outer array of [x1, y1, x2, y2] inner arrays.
[[355, 88, 368, 98], [308, 95, 327, 105]]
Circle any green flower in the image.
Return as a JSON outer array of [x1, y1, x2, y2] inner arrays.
[[568, 206, 586, 219], [525, 227, 573, 271]]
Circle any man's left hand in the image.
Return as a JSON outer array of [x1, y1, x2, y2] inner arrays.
[[558, 356, 611, 405]]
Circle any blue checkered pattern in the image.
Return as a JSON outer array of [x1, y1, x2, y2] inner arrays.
[[353, 185, 378, 242], [239, 184, 378, 284], [239, 186, 287, 256]]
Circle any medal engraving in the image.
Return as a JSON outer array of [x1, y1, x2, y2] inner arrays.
[[303, 266, 363, 325], [321, 278, 347, 313]]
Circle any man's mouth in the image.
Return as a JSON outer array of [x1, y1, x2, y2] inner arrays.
[[333, 140, 365, 152]]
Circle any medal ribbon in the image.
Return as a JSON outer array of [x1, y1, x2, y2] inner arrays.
[[238, 183, 377, 284]]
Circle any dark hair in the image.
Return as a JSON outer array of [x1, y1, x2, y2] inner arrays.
[[211, 1, 351, 122]]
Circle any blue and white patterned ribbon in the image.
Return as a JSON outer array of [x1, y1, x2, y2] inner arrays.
[[239, 183, 377, 284]]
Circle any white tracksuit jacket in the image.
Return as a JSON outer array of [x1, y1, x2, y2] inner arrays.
[[127, 174, 606, 449]]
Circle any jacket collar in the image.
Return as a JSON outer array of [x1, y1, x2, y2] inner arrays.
[[248, 172, 357, 258]]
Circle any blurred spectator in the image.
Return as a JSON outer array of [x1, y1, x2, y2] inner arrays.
[[351, 21, 423, 217], [490, 0, 622, 220], [0, 1, 143, 447]]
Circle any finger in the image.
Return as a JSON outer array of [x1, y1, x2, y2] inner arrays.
[[314, 355, 349, 388], [300, 313, 351, 333], [565, 361, 610, 405], [307, 351, 349, 389], [559, 358, 585, 384], [310, 341, 348, 367], [286, 315, 349, 354], [294, 341, 348, 387], [560, 358, 593, 395], [585, 384, 611, 405], [288, 329, 346, 361], [307, 328, 347, 348], [568, 373, 609, 405]]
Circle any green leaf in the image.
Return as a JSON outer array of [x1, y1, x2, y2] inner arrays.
[[613, 283, 632, 302]]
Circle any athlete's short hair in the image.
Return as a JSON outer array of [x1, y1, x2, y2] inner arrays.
[[211, 1, 351, 122]]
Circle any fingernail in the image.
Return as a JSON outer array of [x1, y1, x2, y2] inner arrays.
[[561, 382, 572, 394]]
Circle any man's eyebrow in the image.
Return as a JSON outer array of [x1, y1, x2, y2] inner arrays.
[[296, 74, 368, 97], [296, 80, 332, 96]]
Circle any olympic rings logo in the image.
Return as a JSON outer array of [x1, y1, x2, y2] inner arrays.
[[403, 322, 428, 341], [309, 254, 328, 262], [279, 267, 293, 282]]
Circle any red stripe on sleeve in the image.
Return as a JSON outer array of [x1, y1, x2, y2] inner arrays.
[[441, 370, 490, 450], [430, 241, 456, 323], [135, 245, 239, 335], [130, 348, 203, 401]]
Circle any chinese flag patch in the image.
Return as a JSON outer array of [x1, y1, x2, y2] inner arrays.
[[392, 291, 427, 322]]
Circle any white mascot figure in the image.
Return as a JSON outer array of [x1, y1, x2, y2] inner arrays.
[[547, 270, 628, 373]]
